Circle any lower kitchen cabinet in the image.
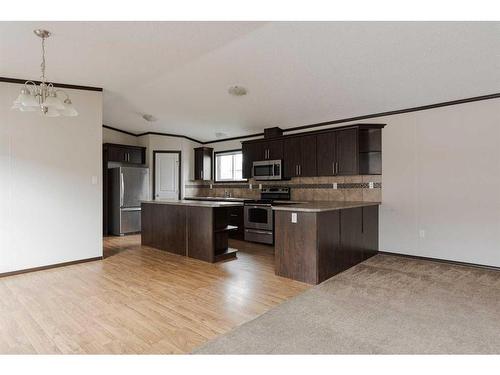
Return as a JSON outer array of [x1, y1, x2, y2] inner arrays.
[[228, 206, 244, 240], [274, 205, 379, 284]]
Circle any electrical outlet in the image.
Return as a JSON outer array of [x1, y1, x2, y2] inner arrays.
[[249, 183, 252, 190], [209, 184, 213, 189], [333, 183, 338, 190], [259, 184, 262, 190], [369, 182, 374, 189], [291, 213, 297, 223], [419, 229, 426, 239]]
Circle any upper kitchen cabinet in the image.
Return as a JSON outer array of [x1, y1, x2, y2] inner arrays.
[[283, 134, 317, 178], [264, 139, 283, 160], [316, 125, 383, 176], [104, 143, 146, 165], [242, 123, 384, 179], [242, 140, 283, 179], [335, 128, 359, 175], [316, 129, 358, 176], [194, 147, 213, 181], [242, 142, 260, 179]]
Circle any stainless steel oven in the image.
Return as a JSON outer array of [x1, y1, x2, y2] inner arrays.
[[244, 203, 273, 231], [244, 203, 274, 244], [243, 186, 290, 245], [252, 160, 282, 180]]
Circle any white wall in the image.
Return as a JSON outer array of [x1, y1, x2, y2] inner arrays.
[[380, 99, 500, 267], [0, 82, 103, 273], [203, 99, 500, 267]]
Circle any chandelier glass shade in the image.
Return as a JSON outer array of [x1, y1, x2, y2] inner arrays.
[[12, 29, 78, 117]]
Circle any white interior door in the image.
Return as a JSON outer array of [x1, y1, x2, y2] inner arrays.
[[154, 152, 180, 200]]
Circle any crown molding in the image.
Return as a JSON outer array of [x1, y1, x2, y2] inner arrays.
[[103, 91, 500, 144]]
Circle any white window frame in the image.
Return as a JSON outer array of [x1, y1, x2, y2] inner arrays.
[[214, 149, 246, 183]]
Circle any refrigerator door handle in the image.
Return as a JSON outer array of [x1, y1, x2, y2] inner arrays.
[[120, 172, 124, 207]]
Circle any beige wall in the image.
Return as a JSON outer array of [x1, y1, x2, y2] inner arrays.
[[1, 82, 103, 273], [102, 127, 138, 145]]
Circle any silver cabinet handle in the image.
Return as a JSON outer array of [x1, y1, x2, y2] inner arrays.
[[332, 162, 335, 175], [201, 170, 203, 179], [335, 162, 339, 174], [299, 165, 301, 176]]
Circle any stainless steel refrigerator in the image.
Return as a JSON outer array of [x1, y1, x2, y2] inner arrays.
[[109, 167, 150, 235]]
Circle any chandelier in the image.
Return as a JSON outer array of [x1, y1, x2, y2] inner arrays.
[[12, 29, 78, 117]]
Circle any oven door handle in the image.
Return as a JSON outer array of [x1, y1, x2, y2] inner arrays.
[[245, 229, 271, 235]]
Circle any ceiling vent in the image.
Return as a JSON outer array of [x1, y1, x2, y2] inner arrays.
[[142, 114, 157, 122], [228, 85, 247, 96]]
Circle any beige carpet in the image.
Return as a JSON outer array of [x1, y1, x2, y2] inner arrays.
[[194, 254, 500, 354]]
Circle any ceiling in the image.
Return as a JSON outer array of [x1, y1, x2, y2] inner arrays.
[[2, 21, 500, 142]]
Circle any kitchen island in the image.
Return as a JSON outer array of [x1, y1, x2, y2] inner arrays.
[[141, 200, 244, 263], [273, 201, 380, 284]]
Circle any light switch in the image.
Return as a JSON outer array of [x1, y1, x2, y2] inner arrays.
[[259, 184, 262, 190], [91, 176, 98, 185], [291, 212, 297, 223]]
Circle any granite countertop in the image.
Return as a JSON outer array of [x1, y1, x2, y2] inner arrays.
[[141, 199, 243, 208], [184, 196, 246, 202], [272, 201, 380, 213]]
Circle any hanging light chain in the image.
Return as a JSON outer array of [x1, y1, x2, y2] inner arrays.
[[40, 35, 46, 83]]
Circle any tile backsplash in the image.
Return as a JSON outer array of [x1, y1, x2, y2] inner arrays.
[[185, 175, 382, 202]]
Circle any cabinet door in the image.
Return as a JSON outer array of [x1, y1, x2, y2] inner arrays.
[[195, 148, 212, 180], [194, 148, 203, 180], [283, 137, 301, 178], [340, 207, 364, 268], [194, 147, 212, 181], [127, 148, 144, 164], [107, 146, 128, 163], [266, 139, 283, 160], [242, 142, 263, 179], [336, 128, 359, 175], [298, 135, 317, 177], [316, 131, 336, 176]]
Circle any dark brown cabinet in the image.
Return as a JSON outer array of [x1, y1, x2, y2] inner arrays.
[[316, 131, 337, 176], [242, 124, 383, 179], [242, 142, 263, 178], [283, 134, 317, 178], [336, 128, 359, 175], [227, 206, 244, 240], [194, 147, 213, 181], [263, 139, 283, 160], [275, 205, 379, 285], [106, 144, 146, 165], [317, 129, 358, 176]]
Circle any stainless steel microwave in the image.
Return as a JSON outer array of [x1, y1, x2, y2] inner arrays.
[[252, 160, 282, 180]]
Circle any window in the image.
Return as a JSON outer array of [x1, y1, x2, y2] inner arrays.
[[214, 150, 246, 182]]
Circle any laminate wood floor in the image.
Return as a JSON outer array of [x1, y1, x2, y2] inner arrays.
[[0, 235, 309, 354]]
